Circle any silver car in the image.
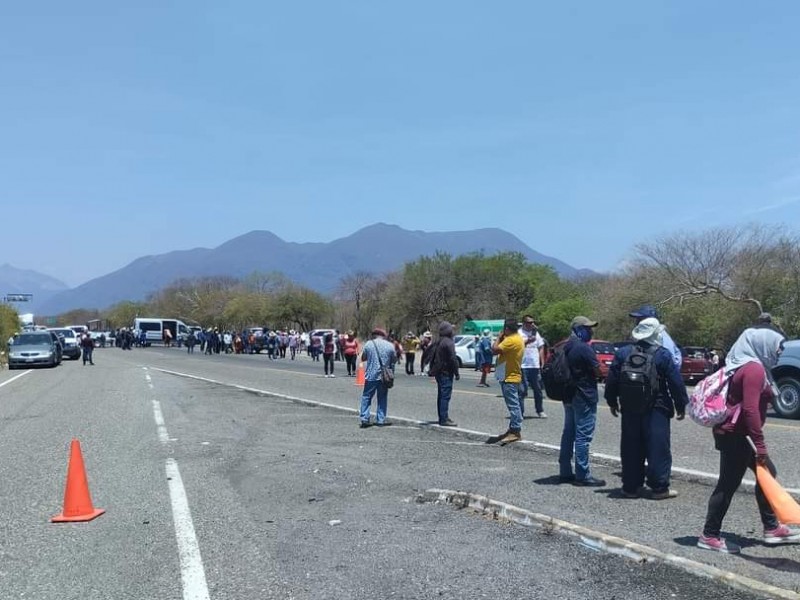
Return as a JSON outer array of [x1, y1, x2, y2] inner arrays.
[[8, 331, 63, 369]]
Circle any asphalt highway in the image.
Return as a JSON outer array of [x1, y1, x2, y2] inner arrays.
[[0, 347, 796, 600]]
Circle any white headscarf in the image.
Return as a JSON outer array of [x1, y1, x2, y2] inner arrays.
[[724, 327, 785, 374]]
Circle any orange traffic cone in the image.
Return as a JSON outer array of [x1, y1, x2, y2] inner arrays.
[[354, 363, 365, 386], [51, 439, 105, 523], [755, 464, 800, 525], [747, 436, 800, 525]]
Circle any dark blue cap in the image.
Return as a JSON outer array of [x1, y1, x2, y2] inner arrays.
[[629, 305, 658, 319]]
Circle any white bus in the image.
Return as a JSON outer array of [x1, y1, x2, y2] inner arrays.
[[133, 318, 190, 345]]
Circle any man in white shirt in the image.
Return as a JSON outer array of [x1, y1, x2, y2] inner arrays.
[[519, 315, 547, 418]]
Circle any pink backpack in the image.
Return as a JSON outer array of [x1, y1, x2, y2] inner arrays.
[[688, 369, 741, 427]]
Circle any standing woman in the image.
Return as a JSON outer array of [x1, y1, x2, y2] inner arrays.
[[698, 326, 799, 553], [343, 331, 359, 376], [323, 331, 336, 377]]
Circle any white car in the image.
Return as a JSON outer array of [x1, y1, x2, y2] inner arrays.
[[455, 339, 477, 368]]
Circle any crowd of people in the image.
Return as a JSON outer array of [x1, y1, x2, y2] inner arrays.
[[100, 308, 798, 555], [356, 306, 799, 556]]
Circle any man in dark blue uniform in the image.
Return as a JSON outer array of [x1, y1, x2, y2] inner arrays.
[[604, 318, 688, 499]]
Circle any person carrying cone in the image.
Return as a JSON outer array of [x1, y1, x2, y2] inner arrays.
[[698, 325, 800, 553]]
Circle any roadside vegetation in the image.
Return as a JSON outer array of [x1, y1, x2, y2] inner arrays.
[[0, 304, 20, 366], [48, 224, 800, 349]]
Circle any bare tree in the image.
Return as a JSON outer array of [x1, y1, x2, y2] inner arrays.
[[635, 225, 779, 314]]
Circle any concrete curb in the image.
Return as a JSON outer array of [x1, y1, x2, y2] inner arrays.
[[418, 488, 800, 600], [150, 367, 800, 496]]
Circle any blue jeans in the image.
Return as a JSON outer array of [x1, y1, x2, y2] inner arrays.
[[559, 395, 598, 480], [501, 382, 522, 432], [520, 368, 544, 416], [360, 380, 389, 424], [436, 374, 454, 424], [620, 409, 672, 493]]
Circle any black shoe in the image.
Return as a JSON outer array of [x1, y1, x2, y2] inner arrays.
[[359, 422, 372, 429], [573, 477, 606, 487], [558, 475, 576, 484], [376, 421, 393, 427], [439, 419, 458, 427]]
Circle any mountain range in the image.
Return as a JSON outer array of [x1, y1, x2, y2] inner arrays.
[[24, 224, 590, 315], [0, 264, 70, 314]]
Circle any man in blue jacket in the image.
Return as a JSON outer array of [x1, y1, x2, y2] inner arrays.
[[604, 318, 688, 499], [559, 316, 605, 487]]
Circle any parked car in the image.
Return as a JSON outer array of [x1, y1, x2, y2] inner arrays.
[[455, 339, 477, 368], [590, 340, 616, 381], [547, 339, 615, 381], [680, 346, 712, 384], [48, 328, 81, 360], [8, 331, 62, 369], [772, 339, 800, 419]]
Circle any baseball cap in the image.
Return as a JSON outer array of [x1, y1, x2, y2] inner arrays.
[[570, 316, 598, 328], [629, 305, 658, 319]]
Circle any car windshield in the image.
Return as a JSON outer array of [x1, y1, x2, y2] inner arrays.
[[591, 342, 615, 355], [682, 347, 707, 358], [14, 333, 51, 346], [52, 329, 75, 337]]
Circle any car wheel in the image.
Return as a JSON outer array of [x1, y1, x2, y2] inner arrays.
[[456, 357, 463, 368], [775, 376, 800, 419]]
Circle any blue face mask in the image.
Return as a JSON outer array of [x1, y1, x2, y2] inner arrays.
[[573, 326, 593, 343]]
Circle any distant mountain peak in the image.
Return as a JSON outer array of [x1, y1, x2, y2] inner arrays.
[[37, 224, 589, 314]]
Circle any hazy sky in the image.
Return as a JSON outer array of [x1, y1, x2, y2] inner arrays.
[[3, 2, 800, 287]]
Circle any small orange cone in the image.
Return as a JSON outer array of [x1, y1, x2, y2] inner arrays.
[[747, 436, 800, 525], [354, 363, 365, 386], [51, 439, 105, 523]]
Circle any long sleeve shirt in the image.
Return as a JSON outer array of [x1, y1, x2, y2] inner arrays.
[[716, 361, 772, 455]]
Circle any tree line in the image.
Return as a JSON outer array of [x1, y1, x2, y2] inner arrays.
[[46, 224, 800, 351]]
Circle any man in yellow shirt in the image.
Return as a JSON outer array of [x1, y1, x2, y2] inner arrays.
[[488, 318, 525, 445]]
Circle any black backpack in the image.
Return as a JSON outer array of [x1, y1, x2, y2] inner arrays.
[[542, 344, 572, 401], [618, 344, 659, 414]]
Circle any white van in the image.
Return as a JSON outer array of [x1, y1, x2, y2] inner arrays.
[[133, 318, 190, 345]]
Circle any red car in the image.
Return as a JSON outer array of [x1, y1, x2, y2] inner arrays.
[[590, 340, 616, 381], [680, 346, 712, 384], [548, 339, 617, 381]]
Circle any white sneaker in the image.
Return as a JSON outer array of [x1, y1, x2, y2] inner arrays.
[[537, 412, 548, 419], [330, 374, 335, 378], [324, 374, 329, 378]]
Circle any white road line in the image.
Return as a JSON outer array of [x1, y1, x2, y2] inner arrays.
[[151, 367, 800, 495], [166, 459, 210, 600], [0, 370, 32, 388], [152, 399, 170, 444]]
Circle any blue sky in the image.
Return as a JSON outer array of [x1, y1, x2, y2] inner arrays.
[[2, 1, 800, 287]]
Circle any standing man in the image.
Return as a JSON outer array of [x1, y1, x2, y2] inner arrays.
[[358, 328, 397, 428], [402, 332, 420, 375], [604, 318, 688, 499], [487, 318, 525, 445], [428, 321, 460, 427], [519, 315, 547, 419], [559, 316, 605, 487], [476, 329, 494, 387], [80, 332, 95, 365]]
